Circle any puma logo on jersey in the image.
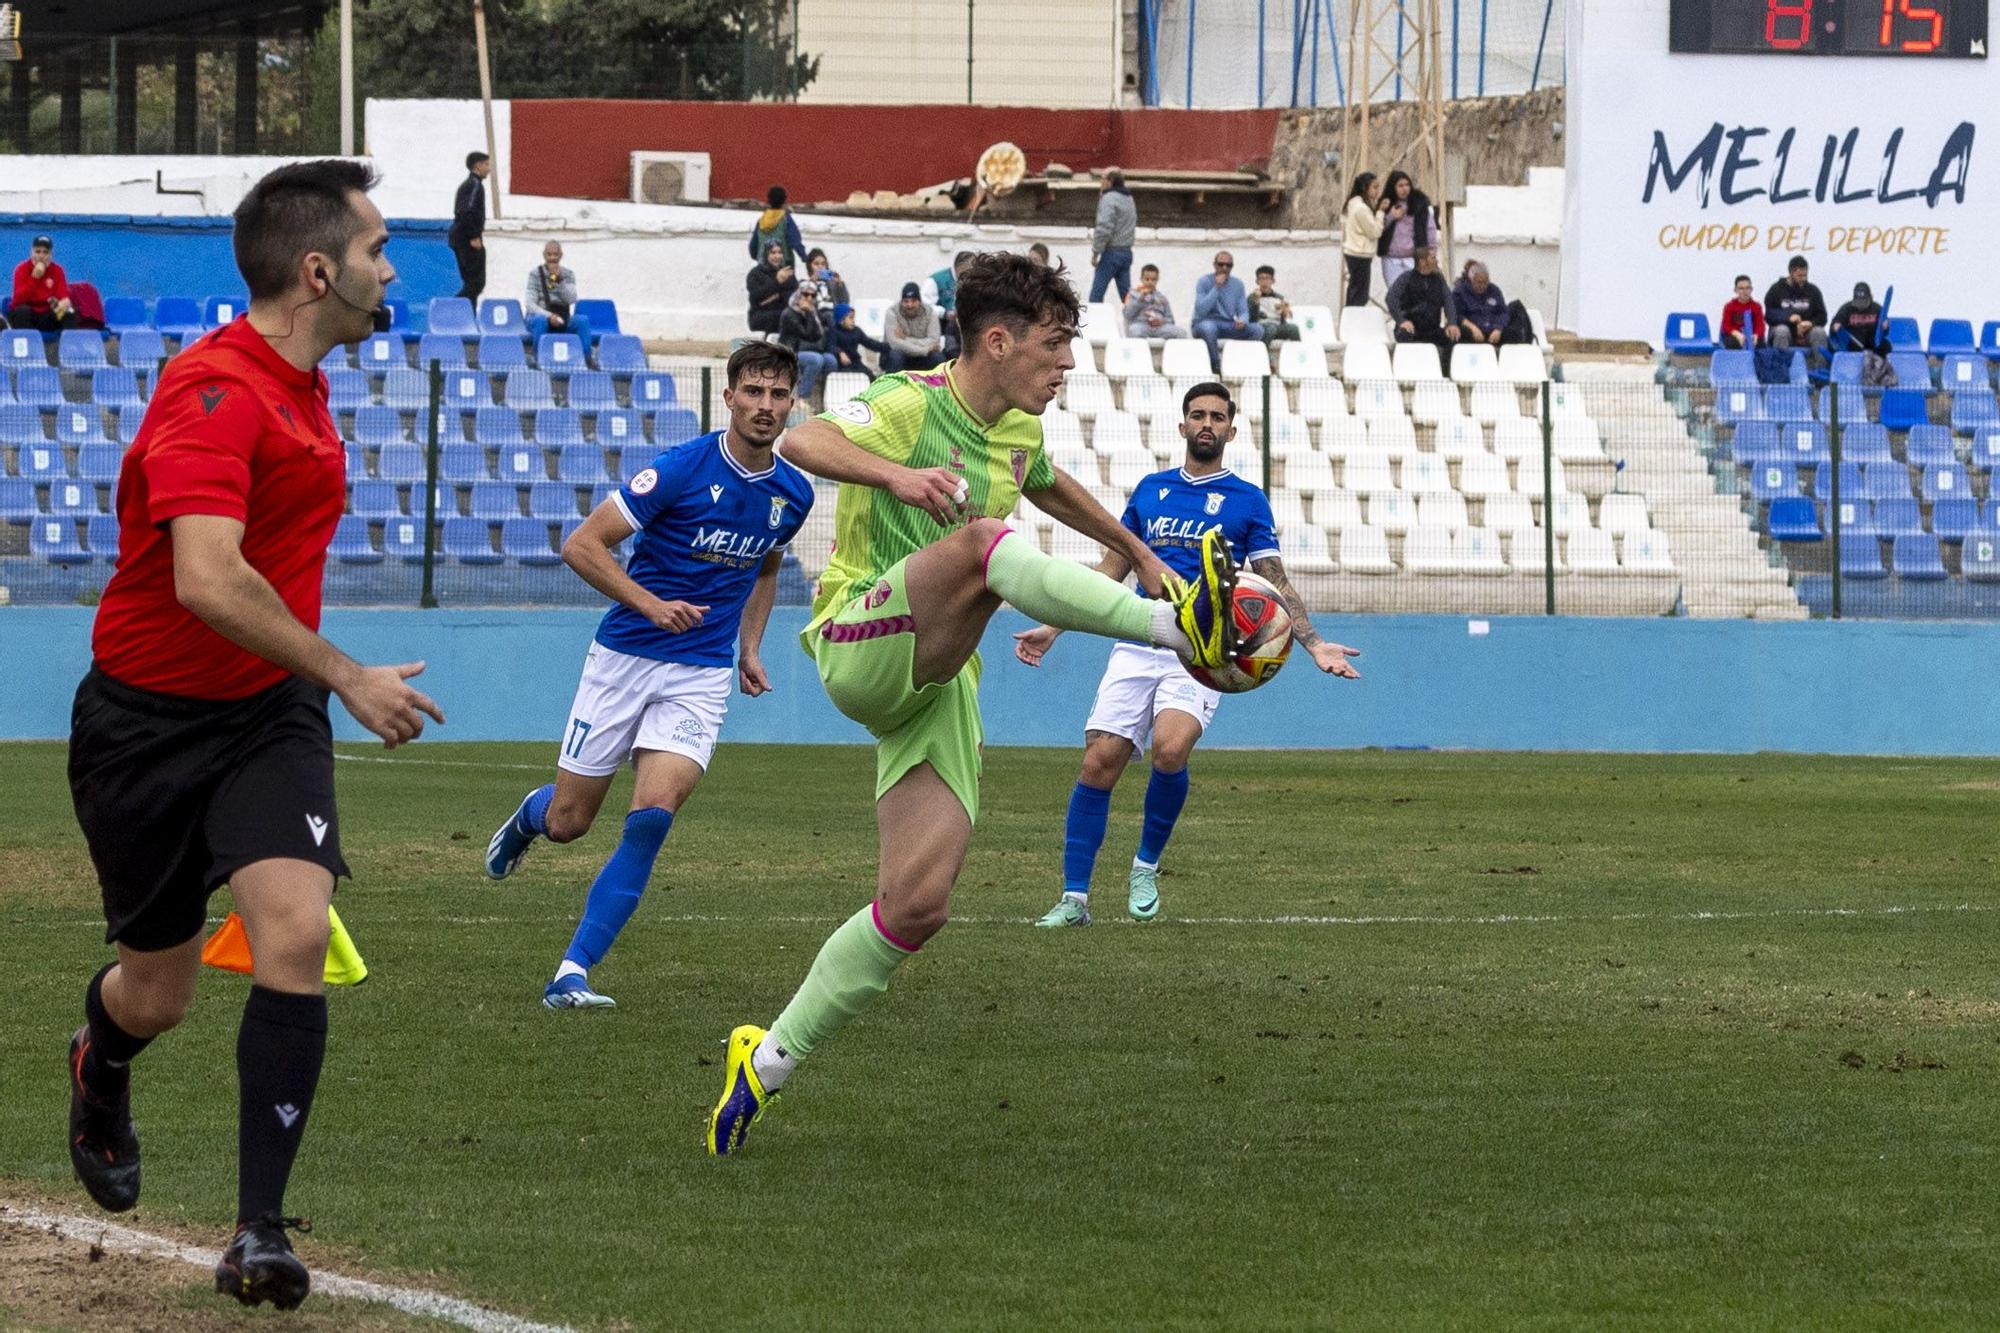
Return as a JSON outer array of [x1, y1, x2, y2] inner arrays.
[[198, 385, 227, 416], [306, 814, 328, 846]]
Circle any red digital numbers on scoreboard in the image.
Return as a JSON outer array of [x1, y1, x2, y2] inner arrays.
[[1668, 0, 1985, 55], [1874, 0, 1944, 51], [1767, 0, 1816, 48]]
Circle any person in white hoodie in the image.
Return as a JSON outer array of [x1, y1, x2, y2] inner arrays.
[[1341, 172, 1384, 308]]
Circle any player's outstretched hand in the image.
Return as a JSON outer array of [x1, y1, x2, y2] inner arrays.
[[739, 654, 772, 697], [889, 466, 968, 526], [1012, 624, 1061, 667], [1133, 552, 1183, 600], [339, 661, 446, 749], [650, 600, 710, 633], [1309, 641, 1362, 680]]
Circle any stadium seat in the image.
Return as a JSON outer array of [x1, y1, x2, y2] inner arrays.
[[1409, 381, 1461, 425], [1620, 530, 1674, 572], [1777, 420, 1828, 466], [1828, 352, 1865, 385], [427, 298, 478, 339], [1708, 349, 1755, 387], [1921, 463, 1968, 502], [1764, 384, 1813, 421], [1901, 424, 1955, 468], [1275, 341, 1330, 382], [530, 479, 582, 519], [1730, 421, 1781, 466], [1597, 493, 1650, 537], [1663, 312, 1717, 353], [1496, 344, 1546, 385], [1840, 423, 1895, 465], [1122, 375, 1175, 423], [1414, 491, 1467, 530], [477, 299, 525, 338], [1239, 379, 1291, 424], [0, 328, 45, 375], [1480, 493, 1533, 538], [1819, 384, 1872, 425], [1766, 497, 1820, 541], [1350, 380, 1403, 421], [1293, 378, 1346, 426], [466, 480, 518, 520], [573, 299, 621, 340], [1338, 524, 1395, 573], [56, 406, 108, 446], [1065, 373, 1114, 420], [1878, 388, 1930, 431], [1102, 339, 1155, 380], [475, 406, 527, 448], [1454, 452, 1510, 499], [437, 442, 488, 484], [1315, 490, 1363, 531], [1161, 339, 1210, 379], [1883, 316, 1922, 351], [1431, 416, 1484, 462], [501, 516, 561, 565], [103, 297, 149, 334], [442, 368, 488, 412], [1828, 498, 1877, 539], [57, 330, 107, 371], [381, 298, 414, 341], [90, 367, 143, 410], [594, 337, 647, 380], [1292, 305, 1338, 348], [1339, 307, 1390, 345], [31, 517, 88, 563], [1838, 533, 1887, 578], [48, 478, 98, 516], [594, 409, 644, 448], [497, 444, 546, 485], [350, 478, 400, 519], [379, 367, 427, 413], [443, 516, 502, 564], [86, 513, 120, 557], [1079, 301, 1120, 346], [1965, 532, 2000, 580], [565, 371, 617, 414], [202, 295, 247, 329], [1952, 391, 1999, 433], [115, 329, 166, 372], [630, 370, 677, 408], [1928, 319, 1978, 358], [1747, 463, 1797, 503], [1891, 530, 1948, 578], [111, 405, 146, 444], [14, 365, 60, 410], [382, 517, 428, 562], [1391, 342, 1443, 384], [327, 367, 371, 412], [1363, 493, 1414, 538], [1942, 354, 1990, 391], [1401, 454, 1453, 495], [353, 405, 405, 447], [356, 333, 404, 374], [74, 442, 123, 484], [1887, 352, 1933, 388], [1566, 527, 1618, 574], [1455, 527, 1507, 575], [653, 406, 702, 443], [477, 335, 527, 375], [1859, 462, 1909, 500], [537, 334, 586, 376], [331, 515, 383, 564], [418, 332, 470, 368], [1221, 340, 1272, 380], [1365, 414, 1417, 457], [1343, 455, 1396, 493], [1969, 429, 2000, 472], [1553, 419, 1605, 462], [1713, 384, 1764, 425], [151, 297, 203, 344], [1875, 497, 1925, 539], [0, 475, 36, 521], [1932, 496, 1978, 542], [0, 402, 41, 446], [374, 443, 425, 483], [1401, 524, 1457, 574], [1068, 337, 1098, 374], [1982, 321, 2000, 362], [503, 370, 555, 411], [1449, 344, 1500, 384], [532, 408, 584, 448]]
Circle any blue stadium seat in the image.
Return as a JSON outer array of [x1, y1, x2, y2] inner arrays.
[[595, 408, 644, 447], [30, 517, 88, 563], [353, 405, 405, 447], [477, 299, 526, 338], [444, 516, 502, 564], [528, 479, 577, 518], [331, 515, 382, 564], [381, 366, 431, 412], [90, 367, 143, 410], [1966, 531, 2000, 580], [203, 295, 247, 329], [1983, 321, 2000, 362], [1883, 316, 1922, 351], [476, 334, 526, 373], [1928, 318, 1978, 357], [1922, 463, 1969, 502], [1879, 388, 1930, 432], [350, 478, 400, 519], [1951, 391, 1999, 433], [1820, 385, 1872, 425], [15, 365, 62, 409], [1903, 424, 1956, 468], [1777, 420, 1828, 465], [0, 328, 45, 373], [474, 405, 525, 447], [564, 371, 616, 414], [496, 445, 544, 484], [1887, 352, 1933, 387], [594, 334, 646, 374], [652, 406, 702, 444], [1708, 349, 1755, 386], [440, 442, 491, 484], [152, 297, 204, 344], [0, 367, 12, 404], [536, 334, 586, 376], [1838, 534, 1887, 579], [327, 368, 371, 412], [319, 344, 350, 374], [382, 298, 414, 339], [1969, 429, 2000, 472], [0, 476, 35, 521], [1941, 354, 1990, 392], [573, 299, 620, 339], [1931, 496, 1978, 542], [1765, 385, 1813, 422], [630, 370, 677, 408], [103, 297, 148, 334], [1828, 352, 1865, 385], [1839, 423, 1893, 465], [1731, 421, 1781, 466], [115, 329, 166, 371], [617, 450, 654, 484], [87, 513, 120, 559], [75, 442, 123, 483], [356, 333, 404, 375], [1893, 532, 1948, 579], [16, 438, 65, 479], [1746, 462, 1797, 502], [1713, 383, 1764, 425], [468, 480, 519, 519], [418, 332, 469, 368], [56, 406, 109, 446], [383, 517, 428, 563], [49, 479, 98, 516], [1765, 496, 1820, 541], [1663, 312, 1716, 354], [441, 367, 487, 411], [344, 441, 366, 477], [427, 407, 466, 444], [533, 408, 584, 447], [504, 369, 555, 410], [375, 443, 426, 483], [502, 516, 561, 565], [1874, 497, 1924, 539], [427, 298, 478, 339], [0, 402, 44, 445], [1859, 462, 1910, 499], [58, 330, 107, 371], [556, 443, 607, 485], [112, 405, 146, 443], [1813, 461, 1863, 501]]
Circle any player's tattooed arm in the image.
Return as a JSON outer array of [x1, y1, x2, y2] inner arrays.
[[1249, 555, 1361, 679]]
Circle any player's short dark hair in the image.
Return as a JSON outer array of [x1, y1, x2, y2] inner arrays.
[[727, 339, 798, 390], [956, 252, 1082, 346], [466, 151, 489, 170], [1182, 381, 1235, 420], [232, 159, 381, 301]]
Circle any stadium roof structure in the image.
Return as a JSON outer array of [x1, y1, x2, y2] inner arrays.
[[10, 0, 328, 40]]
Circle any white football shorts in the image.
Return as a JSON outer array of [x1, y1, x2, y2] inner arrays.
[[556, 643, 733, 777], [1082, 642, 1221, 750]]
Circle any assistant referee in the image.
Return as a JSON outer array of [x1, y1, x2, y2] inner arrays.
[[64, 159, 443, 1312]]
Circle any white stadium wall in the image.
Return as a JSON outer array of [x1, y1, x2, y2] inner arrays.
[[1561, 0, 1996, 344], [794, 0, 1120, 107]]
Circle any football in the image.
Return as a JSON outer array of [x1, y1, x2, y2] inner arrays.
[[1182, 572, 1293, 693]]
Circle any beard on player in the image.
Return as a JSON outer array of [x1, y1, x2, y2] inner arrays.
[[1186, 429, 1226, 464]]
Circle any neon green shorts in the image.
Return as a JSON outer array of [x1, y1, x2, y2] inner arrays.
[[808, 558, 984, 823]]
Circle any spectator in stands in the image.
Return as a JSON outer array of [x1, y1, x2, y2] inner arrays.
[[882, 281, 945, 372], [1192, 251, 1260, 372], [1122, 263, 1186, 339], [805, 248, 850, 307], [750, 185, 808, 265], [1089, 168, 1138, 303], [1341, 173, 1384, 308], [1719, 274, 1765, 350], [1453, 260, 1511, 347], [523, 241, 594, 346], [745, 242, 797, 336], [1387, 245, 1459, 374], [829, 302, 889, 379], [1764, 256, 1828, 355], [1028, 242, 1052, 267], [1377, 170, 1440, 294], [449, 151, 490, 302], [929, 250, 973, 313], [9, 235, 81, 332], [1250, 265, 1299, 343], [779, 284, 836, 401], [1831, 281, 1884, 351]]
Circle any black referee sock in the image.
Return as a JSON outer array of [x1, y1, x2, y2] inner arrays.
[[82, 962, 153, 1098], [235, 986, 327, 1225]]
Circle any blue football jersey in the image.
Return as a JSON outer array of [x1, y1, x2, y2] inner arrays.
[[595, 431, 815, 667], [1121, 467, 1280, 587]]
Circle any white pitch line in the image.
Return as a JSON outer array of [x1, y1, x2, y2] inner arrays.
[[336, 753, 553, 771], [0, 1205, 576, 1333]]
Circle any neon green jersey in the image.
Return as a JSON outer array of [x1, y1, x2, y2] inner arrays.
[[805, 363, 1055, 639]]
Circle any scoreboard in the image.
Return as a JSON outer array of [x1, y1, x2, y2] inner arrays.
[[1668, 0, 1988, 55]]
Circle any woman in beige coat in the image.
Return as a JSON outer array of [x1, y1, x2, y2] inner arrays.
[[1341, 172, 1383, 307]]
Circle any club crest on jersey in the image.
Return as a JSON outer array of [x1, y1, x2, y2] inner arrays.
[[630, 468, 660, 496], [830, 400, 873, 426], [1010, 448, 1028, 486], [708, 483, 724, 503], [949, 444, 966, 472], [864, 579, 893, 609], [1205, 492, 1224, 516], [768, 497, 789, 528]]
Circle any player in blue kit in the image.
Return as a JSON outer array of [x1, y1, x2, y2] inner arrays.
[[1015, 381, 1360, 926], [483, 342, 816, 1007]]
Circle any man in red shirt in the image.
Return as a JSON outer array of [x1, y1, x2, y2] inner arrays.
[[9, 234, 82, 332], [64, 160, 442, 1312]]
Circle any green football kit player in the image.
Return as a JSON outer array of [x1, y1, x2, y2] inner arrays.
[[709, 253, 1242, 1153]]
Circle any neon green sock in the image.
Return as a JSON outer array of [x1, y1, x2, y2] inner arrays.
[[984, 528, 1157, 643], [768, 903, 913, 1061]]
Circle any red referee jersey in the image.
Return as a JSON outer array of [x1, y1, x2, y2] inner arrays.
[[92, 316, 346, 700]]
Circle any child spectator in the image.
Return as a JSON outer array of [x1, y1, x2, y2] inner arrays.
[[828, 303, 888, 379], [1250, 265, 1299, 343], [1721, 274, 1765, 350], [1122, 264, 1186, 338]]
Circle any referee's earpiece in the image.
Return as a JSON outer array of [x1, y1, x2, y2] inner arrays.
[[314, 264, 330, 294]]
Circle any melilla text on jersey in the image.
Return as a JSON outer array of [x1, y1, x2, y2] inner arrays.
[[1144, 515, 1223, 549], [688, 524, 780, 568]]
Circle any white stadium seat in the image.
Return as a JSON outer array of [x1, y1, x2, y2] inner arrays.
[[1351, 379, 1405, 420], [1402, 524, 1458, 574], [1292, 304, 1339, 348], [1449, 343, 1500, 383], [1069, 337, 1098, 374], [1343, 454, 1397, 493], [1492, 417, 1541, 461], [1318, 418, 1370, 458], [854, 298, 893, 339], [1548, 383, 1590, 418], [1392, 342, 1443, 384], [1434, 416, 1486, 461], [1107, 450, 1155, 490], [1091, 409, 1143, 453], [1546, 492, 1592, 536], [1221, 340, 1272, 380], [1469, 381, 1522, 423], [823, 371, 869, 406], [1146, 415, 1184, 461], [1269, 489, 1308, 531], [1123, 374, 1175, 421], [1295, 377, 1348, 424], [1366, 491, 1416, 534], [1343, 341, 1394, 382], [1621, 530, 1675, 571], [1339, 524, 1397, 573], [1080, 301, 1120, 346], [1509, 526, 1565, 573], [1457, 451, 1515, 499], [1102, 338, 1155, 379], [1482, 493, 1536, 535], [1339, 306, 1390, 345], [1161, 339, 1212, 379], [1064, 372, 1115, 419], [1498, 343, 1547, 384], [1410, 380, 1463, 425], [1598, 493, 1652, 537], [1277, 341, 1331, 381], [1043, 408, 1086, 449], [1553, 419, 1605, 461], [1314, 489, 1363, 531], [1266, 413, 1313, 459], [1285, 453, 1338, 491], [1455, 526, 1509, 575], [1400, 454, 1453, 495], [1283, 524, 1337, 572], [1365, 414, 1418, 457], [1567, 527, 1619, 574], [1239, 378, 1290, 423], [1415, 491, 1468, 531]]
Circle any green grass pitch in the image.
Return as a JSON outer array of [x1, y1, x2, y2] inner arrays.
[[3, 741, 1998, 1329]]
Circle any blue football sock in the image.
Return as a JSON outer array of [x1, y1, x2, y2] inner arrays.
[[562, 807, 673, 970], [516, 783, 554, 837], [1135, 766, 1190, 866], [1062, 782, 1114, 895]]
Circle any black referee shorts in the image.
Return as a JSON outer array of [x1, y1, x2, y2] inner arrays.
[[68, 668, 351, 952]]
